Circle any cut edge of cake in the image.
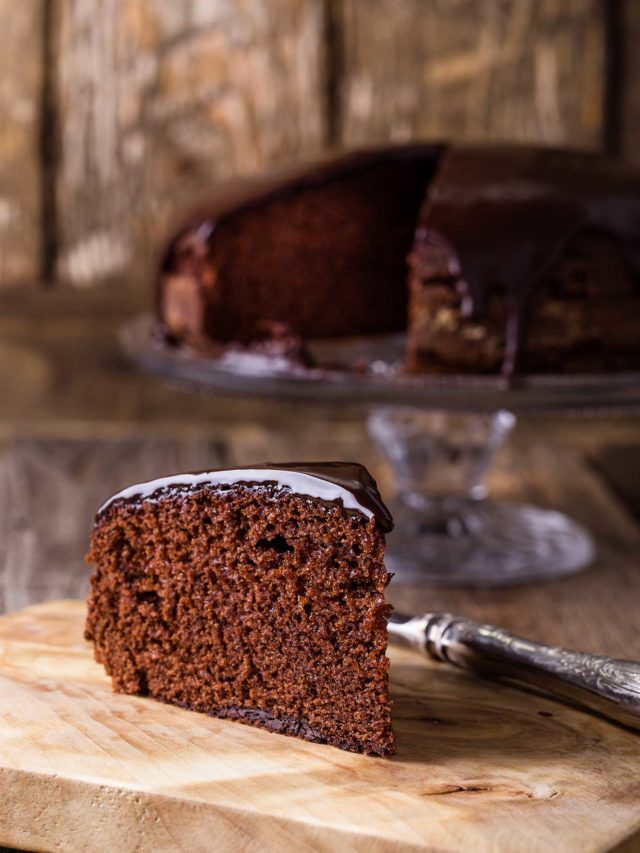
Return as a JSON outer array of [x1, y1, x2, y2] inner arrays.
[[85, 462, 396, 756]]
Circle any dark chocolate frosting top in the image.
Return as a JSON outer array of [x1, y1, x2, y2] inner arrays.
[[97, 461, 394, 533], [264, 462, 394, 531]]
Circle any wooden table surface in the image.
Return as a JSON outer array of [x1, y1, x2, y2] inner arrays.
[[3, 599, 640, 853]]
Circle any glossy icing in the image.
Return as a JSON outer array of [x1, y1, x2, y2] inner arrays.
[[97, 462, 394, 532]]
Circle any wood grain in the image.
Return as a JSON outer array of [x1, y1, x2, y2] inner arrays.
[[1, 406, 639, 659], [337, 0, 606, 149], [0, 0, 630, 289], [53, 0, 326, 288], [0, 1, 43, 286], [1, 600, 639, 853]]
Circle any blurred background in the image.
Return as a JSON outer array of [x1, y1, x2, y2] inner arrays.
[[0, 2, 638, 650], [3, 0, 640, 290]]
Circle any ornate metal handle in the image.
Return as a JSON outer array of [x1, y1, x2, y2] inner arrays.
[[388, 612, 640, 730]]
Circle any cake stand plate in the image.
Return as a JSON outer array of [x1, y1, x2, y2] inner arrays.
[[122, 315, 640, 414], [122, 315, 640, 587]]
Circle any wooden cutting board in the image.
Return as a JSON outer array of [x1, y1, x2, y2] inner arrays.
[[1, 601, 639, 853]]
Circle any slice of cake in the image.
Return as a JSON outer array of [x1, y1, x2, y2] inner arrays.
[[85, 463, 395, 755]]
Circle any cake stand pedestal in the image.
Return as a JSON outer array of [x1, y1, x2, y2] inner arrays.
[[368, 408, 594, 585], [122, 315, 640, 587]]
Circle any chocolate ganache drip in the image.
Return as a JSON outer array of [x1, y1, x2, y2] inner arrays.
[[414, 145, 640, 375]]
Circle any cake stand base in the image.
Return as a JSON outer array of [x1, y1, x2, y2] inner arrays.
[[368, 407, 595, 587], [385, 498, 595, 586]]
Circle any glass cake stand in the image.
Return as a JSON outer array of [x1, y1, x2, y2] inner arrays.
[[122, 315, 640, 587]]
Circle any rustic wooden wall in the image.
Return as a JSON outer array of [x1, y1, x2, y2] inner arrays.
[[337, 0, 605, 147], [620, 0, 640, 166], [53, 0, 326, 287], [0, 2, 44, 286], [0, 0, 635, 290]]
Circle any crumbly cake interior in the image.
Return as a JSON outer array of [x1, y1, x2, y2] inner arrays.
[[85, 483, 394, 755], [161, 155, 438, 346]]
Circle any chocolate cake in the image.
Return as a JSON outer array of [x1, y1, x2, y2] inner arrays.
[[157, 143, 640, 376], [85, 463, 395, 755]]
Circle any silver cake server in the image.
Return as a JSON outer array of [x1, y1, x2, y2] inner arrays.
[[388, 611, 640, 731]]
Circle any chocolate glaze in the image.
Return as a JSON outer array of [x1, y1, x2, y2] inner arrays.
[[97, 461, 394, 533], [414, 145, 640, 375]]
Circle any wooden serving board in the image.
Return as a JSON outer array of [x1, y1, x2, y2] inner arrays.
[[1, 602, 639, 853]]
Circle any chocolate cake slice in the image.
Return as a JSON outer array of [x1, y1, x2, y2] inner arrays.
[[85, 463, 395, 755]]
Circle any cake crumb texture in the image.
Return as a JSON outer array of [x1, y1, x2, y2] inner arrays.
[[85, 482, 394, 755]]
